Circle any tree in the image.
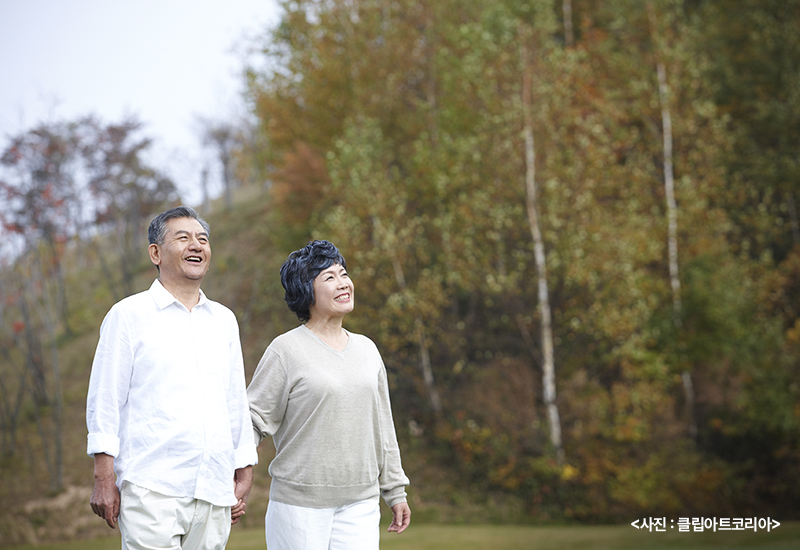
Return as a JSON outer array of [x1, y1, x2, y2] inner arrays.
[[81, 116, 178, 298], [0, 114, 177, 497], [239, 0, 800, 518], [1, 121, 82, 335], [646, 0, 696, 438], [697, 0, 800, 263], [519, 19, 564, 463], [199, 119, 240, 211]]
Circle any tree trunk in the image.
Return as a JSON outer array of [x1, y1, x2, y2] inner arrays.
[[787, 191, 800, 245], [19, 293, 48, 407], [30, 254, 65, 492], [94, 237, 121, 303], [648, 2, 697, 439], [521, 30, 564, 463], [202, 165, 211, 214], [222, 150, 233, 211], [43, 237, 72, 337], [387, 252, 443, 419], [562, 0, 574, 47], [0, 347, 25, 456], [424, 4, 439, 147]]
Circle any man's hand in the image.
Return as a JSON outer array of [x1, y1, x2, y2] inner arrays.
[[231, 465, 253, 525], [388, 502, 411, 534], [90, 453, 119, 529]]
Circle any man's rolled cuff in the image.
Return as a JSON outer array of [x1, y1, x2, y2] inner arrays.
[[234, 444, 259, 469], [87, 433, 120, 457]]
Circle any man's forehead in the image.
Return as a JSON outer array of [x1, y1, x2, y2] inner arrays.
[[166, 217, 206, 234]]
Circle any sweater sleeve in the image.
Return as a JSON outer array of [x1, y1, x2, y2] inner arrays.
[[376, 359, 410, 508], [226, 312, 259, 469], [247, 345, 290, 446]]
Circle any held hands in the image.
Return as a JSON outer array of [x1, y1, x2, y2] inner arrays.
[[231, 498, 246, 525], [231, 465, 253, 525], [388, 502, 411, 534]]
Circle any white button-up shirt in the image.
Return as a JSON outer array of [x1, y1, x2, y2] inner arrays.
[[86, 279, 258, 507]]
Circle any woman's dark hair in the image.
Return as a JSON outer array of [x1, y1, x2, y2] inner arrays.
[[280, 240, 347, 322]]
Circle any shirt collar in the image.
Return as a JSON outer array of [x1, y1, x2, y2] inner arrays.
[[149, 279, 209, 311]]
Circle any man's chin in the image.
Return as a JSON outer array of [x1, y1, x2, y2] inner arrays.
[[183, 269, 208, 281]]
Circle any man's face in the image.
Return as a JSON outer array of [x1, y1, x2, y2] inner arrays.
[[149, 217, 211, 283]]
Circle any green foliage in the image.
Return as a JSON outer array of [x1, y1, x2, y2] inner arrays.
[[239, 0, 800, 522], [3, 0, 800, 540]]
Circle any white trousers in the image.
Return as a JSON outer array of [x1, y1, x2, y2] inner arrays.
[[119, 481, 232, 550], [265, 498, 381, 550]]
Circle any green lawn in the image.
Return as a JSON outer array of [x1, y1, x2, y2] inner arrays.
[[7, 523, 799, 550]]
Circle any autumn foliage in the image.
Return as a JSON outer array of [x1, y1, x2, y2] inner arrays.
[[242, 0, 800, 520], [1, 1, 799, 539]]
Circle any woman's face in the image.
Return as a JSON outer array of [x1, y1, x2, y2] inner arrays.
[[309, 263, 355, 320]]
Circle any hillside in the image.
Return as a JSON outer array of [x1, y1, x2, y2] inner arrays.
[[0, 192, 283, 544], [4, 2, 800, 542], [2, 188, 505, 545]]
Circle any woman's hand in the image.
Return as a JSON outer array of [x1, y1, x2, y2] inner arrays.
[[388, 502, 411, 534]]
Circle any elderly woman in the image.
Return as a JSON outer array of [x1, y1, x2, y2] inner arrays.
[[248, 240, 411, 550]]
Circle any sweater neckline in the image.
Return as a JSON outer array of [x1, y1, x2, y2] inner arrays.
[[301, 324, 351, 355]]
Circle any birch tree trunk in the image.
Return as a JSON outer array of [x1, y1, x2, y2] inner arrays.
[[369, 213, 443, 418], [31, 253, 65, 492], [387, 236, 443, 419], [562, 0, 574, 47], [787, 191, 800, 245], [201, 165, 211, 214], [648, 2, 697, 439], [520, 30, 564, 463], [0, 272, 28, 456], [404, 4, 442, 419]]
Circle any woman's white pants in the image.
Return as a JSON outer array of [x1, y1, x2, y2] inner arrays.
[[265, 498, 381, 550]]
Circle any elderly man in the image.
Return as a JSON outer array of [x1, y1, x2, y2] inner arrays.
[[86, 205, 257, 550]]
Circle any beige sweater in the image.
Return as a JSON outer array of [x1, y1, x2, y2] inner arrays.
[[248, 325, 409, 508]]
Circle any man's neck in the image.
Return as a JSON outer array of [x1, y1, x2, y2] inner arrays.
[[158, 276, 202, 311]]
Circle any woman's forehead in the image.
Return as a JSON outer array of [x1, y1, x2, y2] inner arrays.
[[317, 263, 345, 276]]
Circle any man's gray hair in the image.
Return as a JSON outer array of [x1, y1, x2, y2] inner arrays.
[[147, 206, 211, 245]]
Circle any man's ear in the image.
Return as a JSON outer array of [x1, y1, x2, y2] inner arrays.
[[148, 243, 161, 267]]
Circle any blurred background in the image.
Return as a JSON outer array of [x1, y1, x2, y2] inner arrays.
[[1, 0, 799, 545]]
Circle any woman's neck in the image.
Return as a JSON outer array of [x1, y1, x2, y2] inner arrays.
[[305, 316, 348, 351]]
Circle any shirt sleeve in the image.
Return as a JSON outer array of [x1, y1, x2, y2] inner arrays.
[[247, 346, 290, 445], [86, 305, 133, 457], [376, 359, 410, 508], [226, 314, 259, 469]]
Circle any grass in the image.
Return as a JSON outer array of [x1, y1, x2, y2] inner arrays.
[[6, 522, 800, 550]]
